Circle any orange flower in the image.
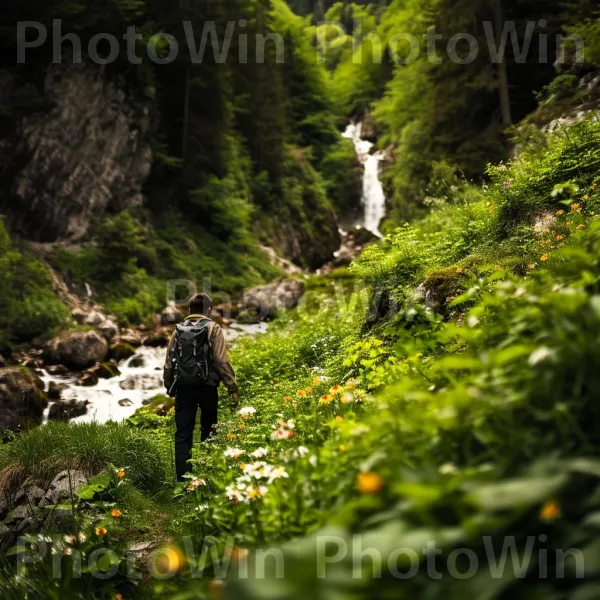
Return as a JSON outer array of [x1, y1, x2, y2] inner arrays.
[[283, 396, 291, 403], [555, 234, 565, 241], [540, 254, 550, 262], [329, 385, 342, 395], [305, 386, 313, 394], [357, 472, 384, 495], [111, 509, 122, 518], [576, 224, 585, 230], [456, 267, 464, 274], [292, 402, 298, 409], [319, 394, 333, 405], [115, 594, 123, 600], [527, 263, 536, 270], [335, 416, 344, 423], [556, 209, 565, 216], [571, 203, 581, 212], [227, 433, 233, 440], [240, 423, 245, 431], [116, 469, 125, 479], [592, 184, 598, 191], [312, 378, 321, 386], [296, 390, 306, 398], [95, 527, 108, 537], [540, 500, 561, 522]]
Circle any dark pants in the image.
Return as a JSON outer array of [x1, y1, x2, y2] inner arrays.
[[175, 384, 219, 481]]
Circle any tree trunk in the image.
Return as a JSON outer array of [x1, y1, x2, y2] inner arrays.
[[493, 0, 513, 127]]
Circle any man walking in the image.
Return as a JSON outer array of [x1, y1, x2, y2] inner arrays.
[[164, 293, 239, 481]]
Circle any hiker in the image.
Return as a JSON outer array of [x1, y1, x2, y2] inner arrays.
[[164, 293, 239, 481]]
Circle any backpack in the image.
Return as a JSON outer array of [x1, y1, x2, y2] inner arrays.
[[172, 318, 213, 386]]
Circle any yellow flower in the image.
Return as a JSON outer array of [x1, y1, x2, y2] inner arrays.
[[239, 423, 245, 431], [95, 527, 108, 537], [283, 396, 291, 403], [305, 386, 313, 394], [339, 444, 348, 452], [495, 265, 501, 270], [227, 433, 233, 440], [292, 402, 298, 409], [357, 472, 384, 495], [329, 385, 342, 396], [527, 263, 536, 270], [571, 203, 581, 212], [577, 224, 585, 230], [111, 509, 122, 518], [312, 378, 321, 386], [540, 254, 550, 262], [319, 394, 333, 405], [489, 202, 496, 212], [583, 195, 589, 201], [540, 500, 561, 522], [270, 380, 275, 385], [556, 209, 565, 216], [335, 416, 344, 423], [296, 390, 306, 398], [116, 469, 125, 479], [456, 267, 464, 274], [237, 434, 243, 440], [555, 234, 565, 241]]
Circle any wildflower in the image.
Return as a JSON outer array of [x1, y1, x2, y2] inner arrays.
[[489, 202, 496, 212], [456, 267, 464, 274], [227, 433, 233, 440], [240, 423, 245, 431], [319, 394, 333, 405], [292, 402, 298, 409], [224, 447, 245, 460], [329, 385, 342, 395], [239, 407, 256, 418], [115, 594, 123, 600], [583, 195, 589, 201], [528, 346, 554, 366], [555, 234, 565, 241], [503, 180, 511, 189], [577, 224, 585, 230], [357, 472, 384, 495], [335, 416, 344, 423], [225, 485, 244, 504], [339, 445, 348, 452], [168, 407, 175, 414], [283, 396, 291, 403], [540, 500, 561, 522], [187, 479, 206, 490], [527, 264, 536, 270], [305, 386, 313, 394], [251, 447, 268, 458], [556, 209, 564, 216], [592, 184, 598, 191], [439, 463, 458, 475], [270, 380, 275, 385], [237, 434, 243, 440], [544, 214, 553, 221], [95, 527, 108, 537], [271, 420, 296, 440], [571, 203, 581, 212], [116, 468, 126, 479], [540, 254, 550, 262], [296, 446, 309, 458], [296, 390, 306, 398], [312, 378, 321, 386], [111, 509, 122, 518]]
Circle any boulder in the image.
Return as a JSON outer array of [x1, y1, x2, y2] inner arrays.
[[46, 364, 70, 376], [0, 368, 48, 432], [143, 328, 172, 348], [118, 398, 134, 407], [84, 311, 105, 327], [90, 362, 121, 379], [43, 331, 108, 369], [160, 304, 184, 325], [119, 330, 144, 347], [239, 279, 306, 321], [128, 355, 146, 368], [96, 319, 119, 343], [119, 374, 162, 391], [109, 343, 137, 361], [41, 470, 88, 506], [48, 399, 89, 421], [78, 371, 98, 387], [47, 381, 67, 400]]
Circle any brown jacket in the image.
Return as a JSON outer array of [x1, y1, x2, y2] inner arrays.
[[163, 314, 238, 393]]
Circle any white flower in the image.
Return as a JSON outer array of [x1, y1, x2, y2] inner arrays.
[[224, 447, 245, 459], [239, 407, 256, 417], [296, 446, 309, 458], [225, 485, 244, 503], [528, 346, 554, 366], [467, 315, 480, 327], [309, 455, 318, 467], [251, 447, 268, 458], [267, 466, 288, 484], [439, 463, 458, 475]]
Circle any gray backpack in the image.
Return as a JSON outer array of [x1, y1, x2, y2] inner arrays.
[[173, 319, 213, 386]]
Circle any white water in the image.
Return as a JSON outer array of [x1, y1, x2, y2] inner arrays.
[[40, 321, 269, 425], [342, 121, 386, 237]]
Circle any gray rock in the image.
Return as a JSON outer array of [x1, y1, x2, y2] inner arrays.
[[48, 400, 89, 421], [118, 399, 134, 407], [119, 374, 162, 391], [97, 319, 119, 342], [161, 304, 184, 325], [47, 381, 67, 400], [128, 355, 146, 368], [44, 331, 108, 369], [43, 471, 88, 506], [240, 279, 306, 321], [0, 368, 47, 432]]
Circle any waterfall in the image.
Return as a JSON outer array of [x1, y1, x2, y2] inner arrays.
[[342, 122, 386, 238]]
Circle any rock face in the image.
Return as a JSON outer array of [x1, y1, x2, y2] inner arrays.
[[240, 279, 306, 321], [0, 368, 48, 432], [44, 331, 108, 369], [0, 63, 152, 242]]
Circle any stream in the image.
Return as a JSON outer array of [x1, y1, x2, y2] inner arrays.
[[40, 321, 269, 425]]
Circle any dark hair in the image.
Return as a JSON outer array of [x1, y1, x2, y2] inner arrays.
[[189, 293, 213, 315]]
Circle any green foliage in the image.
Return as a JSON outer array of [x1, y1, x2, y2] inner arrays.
[[0, 220, 69, 350]]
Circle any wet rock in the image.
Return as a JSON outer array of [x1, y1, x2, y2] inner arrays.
[[90, 362, 121, 379], [161, 304, 184, 325], [46, 364, 70, 376], [143, 329, 172, 348], [71, 308, 87, 324], [118, 399, 134, 407], [43, 331, 109, 369], [97, 319, 119, 343], [119, 374, 162, 391], [119, 330, 144, 347], [240, 279, 306, 321], [22, 357, 42, 369], [85, 311, 105, 327], [110, 343, 137, 361], [48, 399, 89, 421], [0, 368, 48, 432], [47, 381, 67, 400], [128, 355, 146, 368], [78, 371, 98, 387]]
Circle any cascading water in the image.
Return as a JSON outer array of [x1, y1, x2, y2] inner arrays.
[[342, 121, 386, 238]]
